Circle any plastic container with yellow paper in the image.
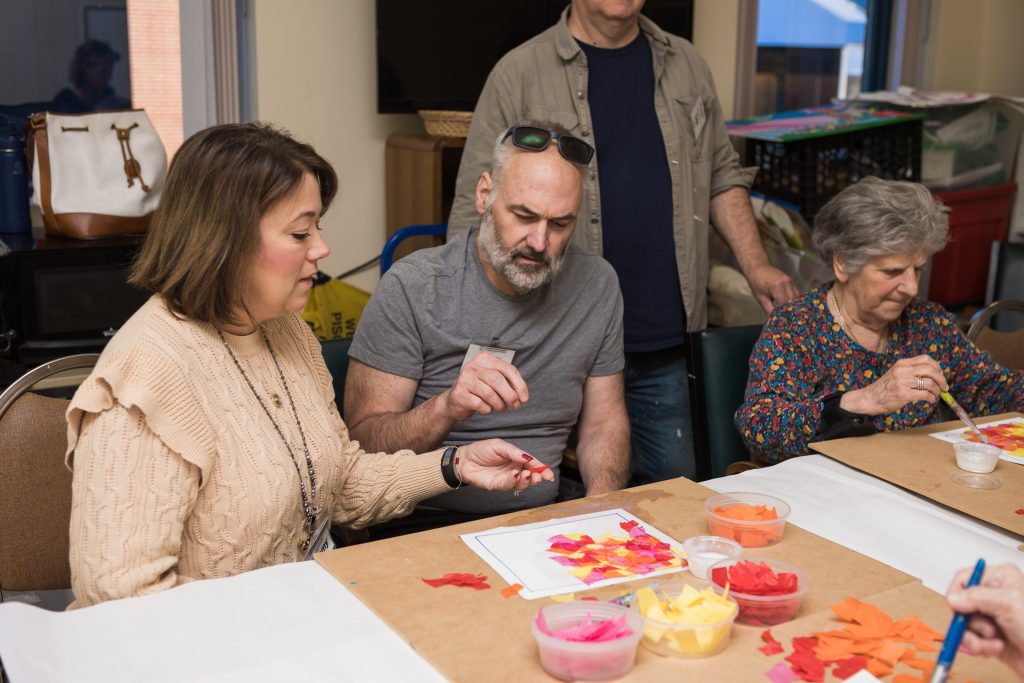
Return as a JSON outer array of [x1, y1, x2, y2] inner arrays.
[[635, 582, 739, 658]]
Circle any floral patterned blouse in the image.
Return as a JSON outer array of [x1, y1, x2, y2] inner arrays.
[[736, 286, 1024, 463]]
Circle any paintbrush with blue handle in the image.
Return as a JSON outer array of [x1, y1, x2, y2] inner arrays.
[[928, 558, 986, 683]]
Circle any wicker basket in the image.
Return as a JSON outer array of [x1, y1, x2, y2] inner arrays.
[[418, 110, 473, 138]]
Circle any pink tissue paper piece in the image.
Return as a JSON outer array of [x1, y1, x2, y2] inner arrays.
[[536, 609, 634, 643], [765, 662, 802, 683]]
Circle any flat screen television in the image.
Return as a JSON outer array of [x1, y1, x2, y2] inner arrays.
[[376, 0, 694, 114]]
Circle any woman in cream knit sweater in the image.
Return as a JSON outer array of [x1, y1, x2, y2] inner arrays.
[[66, 124, 552, 608]]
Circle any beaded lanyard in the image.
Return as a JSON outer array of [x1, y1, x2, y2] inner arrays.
[[218, 329, 320, 551]]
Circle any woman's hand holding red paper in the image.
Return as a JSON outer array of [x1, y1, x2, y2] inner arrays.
[[454, 440, 553, 492]]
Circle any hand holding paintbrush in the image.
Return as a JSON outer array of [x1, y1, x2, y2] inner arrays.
[[942, 563, 1024, 680]]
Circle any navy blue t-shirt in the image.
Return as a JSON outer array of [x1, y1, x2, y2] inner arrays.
[[580, 35, 685, 352]]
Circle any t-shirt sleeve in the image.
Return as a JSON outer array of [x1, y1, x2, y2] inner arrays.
[[588, 263, 625, 377], [348, 267, 426, 380]]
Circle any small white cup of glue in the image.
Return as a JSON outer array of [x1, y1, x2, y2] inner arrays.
[[682, 535, 743, 581], [954, 442, 1002, 474]]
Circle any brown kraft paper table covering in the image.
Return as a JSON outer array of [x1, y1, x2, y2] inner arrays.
[[318, 477, 929, 682], [811, 412, 1024, 537]]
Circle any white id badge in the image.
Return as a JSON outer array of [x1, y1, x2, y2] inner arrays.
[[303, 514, 335, 561], [460, 343, 515, 371]]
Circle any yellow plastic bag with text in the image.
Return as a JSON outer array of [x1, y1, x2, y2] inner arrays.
[[300, 279, 370, 340]]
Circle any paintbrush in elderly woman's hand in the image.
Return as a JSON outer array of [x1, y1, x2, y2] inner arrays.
[[940, 391, 989, 444]]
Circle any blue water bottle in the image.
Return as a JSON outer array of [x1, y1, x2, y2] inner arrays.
[[0, 114, 31, 234]]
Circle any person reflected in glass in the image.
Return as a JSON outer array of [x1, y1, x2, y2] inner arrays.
[[52, 40, 131, 113]]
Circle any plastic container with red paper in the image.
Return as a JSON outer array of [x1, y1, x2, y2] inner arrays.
[[704, 492, 790, 547], [709, 558, 808, 626], [531, 602, 643, 681]]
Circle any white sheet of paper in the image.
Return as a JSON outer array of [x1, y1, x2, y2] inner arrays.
[[0, 562, 445, 683], [460, 508, 686, 600], [927, 416, 1024, 464], [844, 670, 884, 683]]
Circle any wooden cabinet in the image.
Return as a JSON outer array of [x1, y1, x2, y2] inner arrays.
[[384, 133, 464, 262]]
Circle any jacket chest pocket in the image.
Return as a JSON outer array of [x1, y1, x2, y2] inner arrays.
[[522, 108, 582, 137], [675, 96, 714, 163]]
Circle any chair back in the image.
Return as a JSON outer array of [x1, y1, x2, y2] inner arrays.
[[687, 325, 763, 480], [985, 242, 1024, 332], [380, 223, 447, 275], [968, 300, 1024, 371], [0, 354, 98, 595], [320, 337, 353, 418]]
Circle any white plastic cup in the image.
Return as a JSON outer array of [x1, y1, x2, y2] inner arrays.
[[682, 536, 744, 581], [954, 442, 1002, 474]]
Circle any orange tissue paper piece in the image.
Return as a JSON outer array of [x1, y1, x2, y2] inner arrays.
[[421, 573, 490, 590], [713, 503, 778, 521], [709, 502, 783, 547], [501, 583, 524, 599]]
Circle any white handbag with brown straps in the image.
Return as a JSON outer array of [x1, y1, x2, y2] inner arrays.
[[29, 109, 166, 239]]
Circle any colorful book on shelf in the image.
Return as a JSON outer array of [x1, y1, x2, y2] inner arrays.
[[726, 106, 924, 142]]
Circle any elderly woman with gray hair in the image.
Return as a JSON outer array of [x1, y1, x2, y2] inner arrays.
[[736, 177, 1024, 463]]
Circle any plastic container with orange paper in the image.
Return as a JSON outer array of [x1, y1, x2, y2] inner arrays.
[[709, 557, 808, 626], [704, 492, 790, 547], [531, 602, 643, 681]]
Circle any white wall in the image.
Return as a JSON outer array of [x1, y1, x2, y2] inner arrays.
[[922, 0, 1024, 95], [693, 0, 741, 120], [251, 0, 420, 292]]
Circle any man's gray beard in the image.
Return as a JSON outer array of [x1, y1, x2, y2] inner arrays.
[[478, 207, 565, 294]]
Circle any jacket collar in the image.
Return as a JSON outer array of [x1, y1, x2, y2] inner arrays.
[[553, 4, 672, 61]]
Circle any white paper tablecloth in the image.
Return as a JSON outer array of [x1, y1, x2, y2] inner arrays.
[[0, 561, 445, 683], [704, 454, 1024, 592], [3, 455, 1022, 682]]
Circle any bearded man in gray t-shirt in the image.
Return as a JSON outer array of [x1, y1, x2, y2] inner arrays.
[[345, 125, 629, 534]]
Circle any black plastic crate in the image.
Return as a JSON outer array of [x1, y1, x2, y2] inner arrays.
[[732, 112, 922, 223]]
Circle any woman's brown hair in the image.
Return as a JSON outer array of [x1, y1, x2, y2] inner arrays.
[[131, 123, 338, 328]]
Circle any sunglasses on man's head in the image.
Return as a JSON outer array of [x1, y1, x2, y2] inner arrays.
[[501, 126, 595, 166]]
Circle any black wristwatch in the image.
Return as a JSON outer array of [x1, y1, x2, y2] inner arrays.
[[440, 446, 462, 489]]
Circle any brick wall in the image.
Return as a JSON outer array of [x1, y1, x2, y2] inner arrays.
[[126, 0, 183, 159]]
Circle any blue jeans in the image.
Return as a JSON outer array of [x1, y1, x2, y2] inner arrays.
[[624, 344, 695, 484]]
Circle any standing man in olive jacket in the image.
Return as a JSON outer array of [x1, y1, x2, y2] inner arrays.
[[449, 0, 797, 484]]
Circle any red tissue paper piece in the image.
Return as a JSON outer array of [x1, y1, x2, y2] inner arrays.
[[421, 573, 490, 590], [786, 637, 825, 683], [1015, 508, 1024, 515], [529, 464, 551, 474], [832, 656, 868, 680], [535, 609, 634, 642], [711, 560, 799, 596], [760, 629, 785, 656]]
